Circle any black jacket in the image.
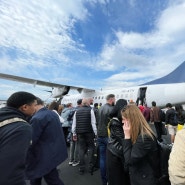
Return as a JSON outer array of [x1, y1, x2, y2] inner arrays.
[[107, 117, 125, 160], [123, 135, 159, 185], [0, 106, 32, 185], [165, 108, 178, 126], [97, 103, 114, 137]]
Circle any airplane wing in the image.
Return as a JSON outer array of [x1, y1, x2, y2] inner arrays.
[[0, 73, 95, 94]]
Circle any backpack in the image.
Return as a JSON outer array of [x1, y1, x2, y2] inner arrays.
[[107, 118, 118, 137], [173, 112, 178, 125], [67, 108, 76, 121], [157, 141, 172, 185], [159, 109, 166, 122]]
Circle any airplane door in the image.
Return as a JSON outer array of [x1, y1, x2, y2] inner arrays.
[[136, 87, 147, 105]]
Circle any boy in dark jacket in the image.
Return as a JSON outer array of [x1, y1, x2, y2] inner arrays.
[[0, 91, 37, 185]]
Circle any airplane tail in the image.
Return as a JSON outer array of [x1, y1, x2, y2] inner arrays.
[[142, 61, 185, 85]]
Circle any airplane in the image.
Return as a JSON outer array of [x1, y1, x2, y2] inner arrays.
[[0, 72, 94, 101], [0, 61, 185, 108]]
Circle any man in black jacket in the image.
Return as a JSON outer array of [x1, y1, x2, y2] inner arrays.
[[97, 94, 115, 185], [0, 91, 37, 185]]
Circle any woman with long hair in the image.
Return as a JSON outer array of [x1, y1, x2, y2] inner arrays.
[[121, 104, 159, 185]]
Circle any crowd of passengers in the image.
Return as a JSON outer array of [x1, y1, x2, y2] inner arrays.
[[0, 91, 185, 185]]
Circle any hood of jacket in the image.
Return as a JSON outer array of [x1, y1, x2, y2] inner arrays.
[[0, 106, 27, 122]]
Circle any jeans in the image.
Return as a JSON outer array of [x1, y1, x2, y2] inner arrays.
[[69, 136, 79, 162], [98, 137, 108, 185]]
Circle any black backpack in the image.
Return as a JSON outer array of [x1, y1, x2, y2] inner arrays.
[[173, 112, 178, 125], [159, 109, 166, 122], [157, 141, 172, 185]]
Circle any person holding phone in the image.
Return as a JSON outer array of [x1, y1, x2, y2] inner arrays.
[[121, 104, 159, 185]]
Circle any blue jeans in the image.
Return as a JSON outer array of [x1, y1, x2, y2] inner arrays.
[[69, 136, 79, 162], [98, 137, 108, 185]]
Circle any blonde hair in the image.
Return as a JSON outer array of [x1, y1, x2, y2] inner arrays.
[[121, 104, 155, 144]]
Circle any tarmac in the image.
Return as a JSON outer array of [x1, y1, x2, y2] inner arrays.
[[26, 123, 171, 185], [26, 153, 102, 185]]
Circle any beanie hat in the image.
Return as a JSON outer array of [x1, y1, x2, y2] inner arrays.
[[7, 91, 37, 108]]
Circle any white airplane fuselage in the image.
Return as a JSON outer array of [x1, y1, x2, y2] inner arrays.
[[0, 72, 184, 108], [61, 83, 185, 108]]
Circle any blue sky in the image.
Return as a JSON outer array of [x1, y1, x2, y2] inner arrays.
[[0, 0, 185, 101]]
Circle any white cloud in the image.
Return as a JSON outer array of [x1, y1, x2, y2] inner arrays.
[[94, 0, 185, 88], [157, 2, 185, 37], [0, 0, 88, 59]]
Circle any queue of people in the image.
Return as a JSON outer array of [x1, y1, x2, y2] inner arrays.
[[0, 91, 185, 185]]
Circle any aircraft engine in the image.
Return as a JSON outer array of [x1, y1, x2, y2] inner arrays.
[[61, 86, 70, 95], [51, 86, 70, 98]]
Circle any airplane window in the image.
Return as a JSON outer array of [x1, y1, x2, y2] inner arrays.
[[98, 96, 100, 99], [102, 96, 104, 99]]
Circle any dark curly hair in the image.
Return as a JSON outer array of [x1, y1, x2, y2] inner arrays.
[[7, 91, 37, 108]]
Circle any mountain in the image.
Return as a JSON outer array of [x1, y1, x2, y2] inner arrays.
[[143, 61, 185, 85]]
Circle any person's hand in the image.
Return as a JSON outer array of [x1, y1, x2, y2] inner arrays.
[[123, 120, 131, 139], [73, 135, 77, 141]]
